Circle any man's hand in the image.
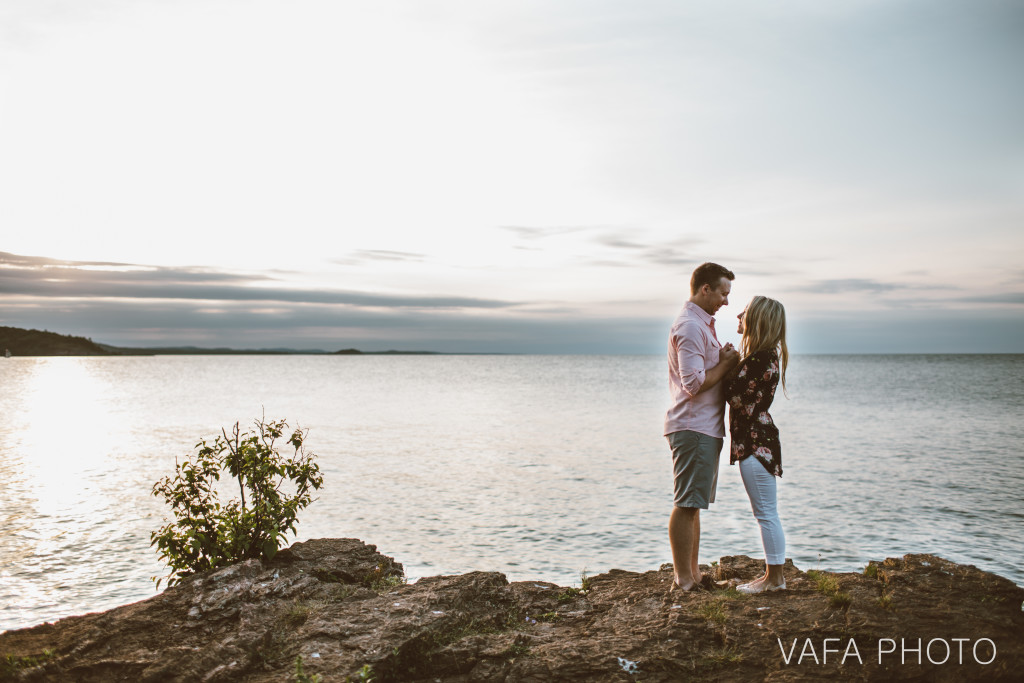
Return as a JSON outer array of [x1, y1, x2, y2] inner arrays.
[[694, 343, 740, 395]]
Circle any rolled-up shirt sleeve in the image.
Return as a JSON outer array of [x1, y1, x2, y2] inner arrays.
[[676, 322, 707, 397]]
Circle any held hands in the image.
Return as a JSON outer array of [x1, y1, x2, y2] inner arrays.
[[696, 342, 739, 394], [720, 343, 740, 367]]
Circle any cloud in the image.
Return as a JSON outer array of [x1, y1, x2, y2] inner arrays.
[[790, 309, 1024, 354], [589, 231, 700, 268], [501, 227, 706, 270], [333, 249, 426, 266], [0, 297, 671, 353], [498, 225, 599, 239], [355, 249, 424, 261], [595, 232, 706, 269], [956, 293, 1024, 305], [6, 294, 1023, 354], [803, 278, 902, 294], [640, 250, 698, 268], [789, 277, 1024, 311], [584, 259, 634, 269], [593, 234, 647, 250], [798, 278, 962, 296], [0, 251, 514, 310], [0, 251, 128, 269], [793, 277, 1024, 308]]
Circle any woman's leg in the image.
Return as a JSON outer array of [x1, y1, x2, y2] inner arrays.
[[739, 456, 785, 588]]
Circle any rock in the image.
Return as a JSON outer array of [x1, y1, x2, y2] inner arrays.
[[1, 541, 1021, 681]]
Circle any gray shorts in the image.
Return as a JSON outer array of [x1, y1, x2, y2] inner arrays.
[[667, 430, 723, 509]]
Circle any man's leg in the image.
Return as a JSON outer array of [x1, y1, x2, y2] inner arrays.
[[669, 506, 700, 589], [691, 510, 701, 582], [668, 430, 718, 590]]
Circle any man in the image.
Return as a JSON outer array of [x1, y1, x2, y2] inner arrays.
[[665, 262, 739, 591]]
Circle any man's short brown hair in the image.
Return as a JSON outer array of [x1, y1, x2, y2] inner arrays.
[[690, 262, 735, 295]]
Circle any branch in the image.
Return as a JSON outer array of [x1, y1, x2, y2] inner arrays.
[[223, 423, 247, 510]]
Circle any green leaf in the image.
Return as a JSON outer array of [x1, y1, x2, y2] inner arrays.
[[150, 416, 322, 586]]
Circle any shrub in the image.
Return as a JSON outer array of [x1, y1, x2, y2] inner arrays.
[[829, 592, 852, 609], [293, 655, 322, 683], [2, 650, 55, 677], [151, 417, 323, 587], [806, 569, 852, 610], [806, 569, 840, 595], [698, 601, 727, 625]]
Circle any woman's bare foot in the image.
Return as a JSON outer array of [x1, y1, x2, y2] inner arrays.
[[736, 576, 786, 594]]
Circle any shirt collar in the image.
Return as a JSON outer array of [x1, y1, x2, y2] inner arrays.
[[685, 300, 715, 326]]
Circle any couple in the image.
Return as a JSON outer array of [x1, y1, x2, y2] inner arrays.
[[665, 262, 788, 594]]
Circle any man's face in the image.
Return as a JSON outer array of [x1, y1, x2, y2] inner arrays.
[[705, 278, 731, 315]]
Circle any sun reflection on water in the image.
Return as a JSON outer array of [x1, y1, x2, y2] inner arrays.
[[17, 358, 115, 518], [0, 358, 144, 629]]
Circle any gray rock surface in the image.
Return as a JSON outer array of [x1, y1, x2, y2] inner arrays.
[[1, 539, 1022, 681]]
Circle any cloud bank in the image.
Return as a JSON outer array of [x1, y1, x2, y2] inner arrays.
[[2, 250, 1022, 353]]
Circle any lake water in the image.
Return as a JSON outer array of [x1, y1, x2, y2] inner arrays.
[[1, 354, 1022, 631]]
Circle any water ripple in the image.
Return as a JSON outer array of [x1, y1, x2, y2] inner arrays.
[[2, 354, 1022, 632]]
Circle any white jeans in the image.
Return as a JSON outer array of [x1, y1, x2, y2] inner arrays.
[[739, 456, 786, 565]]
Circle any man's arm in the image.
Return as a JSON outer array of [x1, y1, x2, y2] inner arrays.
[[675, 325, 708, 397], [695, 345, 739, 395], [676, 325, 739, 396]]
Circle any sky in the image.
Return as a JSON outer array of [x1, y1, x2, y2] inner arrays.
[[1, 0, 1022, 353]]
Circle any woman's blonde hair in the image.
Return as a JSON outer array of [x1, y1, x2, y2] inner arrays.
[[740, 295, 788, 394]]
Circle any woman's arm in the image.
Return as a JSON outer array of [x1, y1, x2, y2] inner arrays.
[[726, 352, 768, 411], [696, 344, 739, 395]]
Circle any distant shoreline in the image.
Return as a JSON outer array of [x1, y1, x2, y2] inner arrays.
[[104, 347, 448, 356], [2, 326, 1022, 357], [0, 326, 450, 357]]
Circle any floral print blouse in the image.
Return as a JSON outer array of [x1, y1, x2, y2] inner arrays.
[[725, 349, 782, 477]]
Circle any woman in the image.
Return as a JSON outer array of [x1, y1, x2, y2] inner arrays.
[[725, 295, 788, 594]]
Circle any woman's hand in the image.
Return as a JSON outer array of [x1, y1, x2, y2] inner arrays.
[[721, 344, 740, 374]]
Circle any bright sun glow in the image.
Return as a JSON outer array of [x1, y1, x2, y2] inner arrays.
[[17, 359, 115, 520]]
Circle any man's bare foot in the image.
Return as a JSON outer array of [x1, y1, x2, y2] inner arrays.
[[671, 577, 704, 592]]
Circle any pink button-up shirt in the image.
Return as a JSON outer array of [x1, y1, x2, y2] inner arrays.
[[664, 301, 725, 438]]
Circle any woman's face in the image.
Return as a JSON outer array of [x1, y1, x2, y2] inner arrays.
[[737, 307, 747, 335]]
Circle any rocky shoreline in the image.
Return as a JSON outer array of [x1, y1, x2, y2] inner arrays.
[[2, 538, 1022, 681]]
